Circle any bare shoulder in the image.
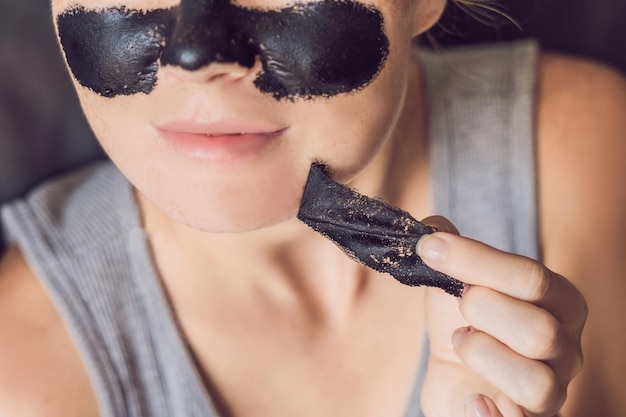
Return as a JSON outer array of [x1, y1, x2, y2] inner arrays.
[[536, 51, 626, 249], [538, 51, 626, 97], [537, 52, 626, 153], [0, 246, 99, 417], [535, 53, 626, 415]]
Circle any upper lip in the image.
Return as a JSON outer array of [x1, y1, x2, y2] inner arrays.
[[155, 119, 289, 136]]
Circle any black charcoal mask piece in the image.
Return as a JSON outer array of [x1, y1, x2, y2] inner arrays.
[[56, 0, 390, 100], [298, 164, 465, 297]]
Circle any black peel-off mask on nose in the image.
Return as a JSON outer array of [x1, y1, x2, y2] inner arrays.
[[56, 0, 390, 100]]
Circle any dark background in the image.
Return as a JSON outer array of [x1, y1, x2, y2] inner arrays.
[[429, 0, 626, 73], [1, 0, 625, 204], [0, 0, 102, 203]]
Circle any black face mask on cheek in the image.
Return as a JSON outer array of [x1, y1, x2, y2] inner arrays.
[[56, 0, 390, 100]]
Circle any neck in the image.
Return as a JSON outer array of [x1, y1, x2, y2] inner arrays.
[[140, 195, 370, 326]]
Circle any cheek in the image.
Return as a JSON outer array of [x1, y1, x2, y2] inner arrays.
[[296, 41, 412, 182], [247, 1, 390, 100], [73, 89, 155, 169]]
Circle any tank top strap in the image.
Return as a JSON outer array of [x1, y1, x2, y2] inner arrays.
[[403, 39, 540, 417], [1, 162, 218, 417], [421, 39, 540, 259]]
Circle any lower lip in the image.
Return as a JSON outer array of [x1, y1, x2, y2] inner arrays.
[[158, 129, 286, 162]]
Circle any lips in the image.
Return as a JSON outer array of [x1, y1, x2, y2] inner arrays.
[[156, 120, 288, 162]]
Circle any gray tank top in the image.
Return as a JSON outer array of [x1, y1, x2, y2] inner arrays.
[[1, 40, 538, 417]]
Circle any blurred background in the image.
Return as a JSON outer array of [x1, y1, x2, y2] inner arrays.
[[0, 0, 102, 204], [0, 0, 625, 204], [428, 0, 626, 72]]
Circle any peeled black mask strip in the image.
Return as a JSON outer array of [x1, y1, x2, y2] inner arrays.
[[298, 164, 465, 297], [56, 0, 389, 100]]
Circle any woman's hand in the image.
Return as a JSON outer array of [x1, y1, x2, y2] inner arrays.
[[417, 216, 587, 417]]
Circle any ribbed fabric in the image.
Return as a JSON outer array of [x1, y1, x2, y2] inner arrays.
[[401, 39, 539, 417], [1, 165, 218, 417], [422, 40, 540, 260], [1, 40, 538, 417]]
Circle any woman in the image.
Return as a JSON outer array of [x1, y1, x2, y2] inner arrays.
[[0, 0, 623, 416]]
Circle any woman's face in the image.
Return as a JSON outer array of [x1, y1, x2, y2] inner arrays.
[[51, 0, 434, 232]]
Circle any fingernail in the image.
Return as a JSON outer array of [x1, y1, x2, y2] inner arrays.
[[452, 326, 470, 349], [464, 394, 491, 417], [416, 234, 448, 262]]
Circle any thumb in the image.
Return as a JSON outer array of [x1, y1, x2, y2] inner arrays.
[[420, 215, 460, 236], [464, 394, 504, 417]]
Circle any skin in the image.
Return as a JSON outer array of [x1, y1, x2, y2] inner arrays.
[[50, 0, 418, 233], [1, 1, 625, 416]]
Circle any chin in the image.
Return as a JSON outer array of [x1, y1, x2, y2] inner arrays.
[[134, 162, 308, 234], [166, 197, 301, 234]]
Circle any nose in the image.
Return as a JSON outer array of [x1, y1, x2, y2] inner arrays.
[[160, 0, 257, 75], [161, 59, 261, 84]]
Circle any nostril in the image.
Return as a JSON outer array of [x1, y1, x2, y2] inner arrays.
[[160, 0, 256, 72], [161, 32, 257, 70], [160, 53, 260, 85]]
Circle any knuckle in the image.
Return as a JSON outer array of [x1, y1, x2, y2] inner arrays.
[[579, 295, 589, 323], [563, 277, 589, 325], [518, 260, 551, 302], [524, 365, 566, 413], [570, 346, 584, 379], [524, 313, 560, 358]]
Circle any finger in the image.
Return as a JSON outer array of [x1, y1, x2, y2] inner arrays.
[[417, 232, 587, 323], [453, 327, 566, 416], [464, 394, 508, 417], [460, 286, 583, 383], [491, 391, 529, 417], [420, 215, 460, 235]]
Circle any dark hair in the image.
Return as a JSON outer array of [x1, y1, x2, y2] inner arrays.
[[425, 0, 536, 46]]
